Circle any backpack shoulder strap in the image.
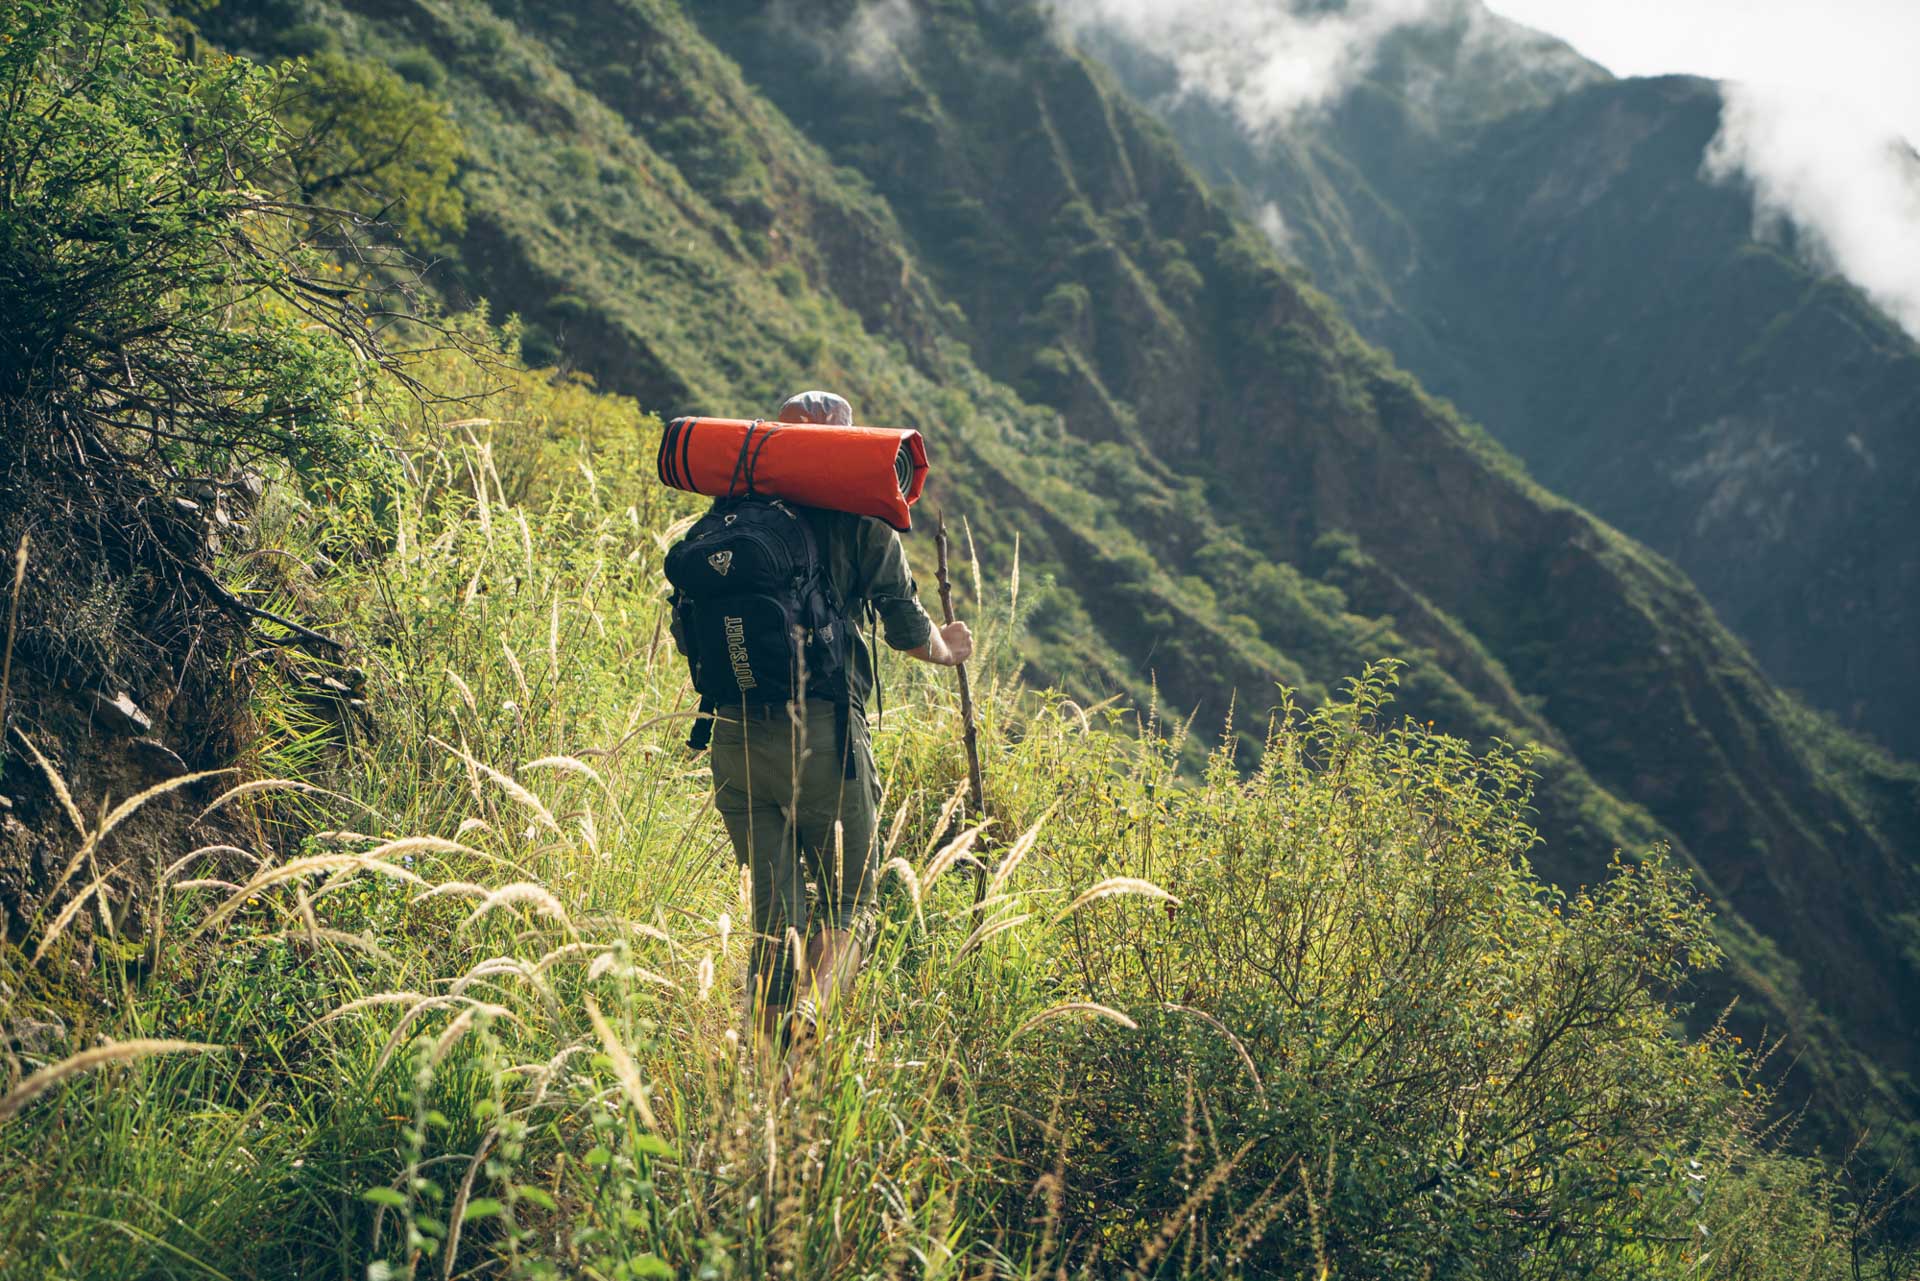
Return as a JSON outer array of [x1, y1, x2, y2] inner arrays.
[[867, 602, 883, 730]]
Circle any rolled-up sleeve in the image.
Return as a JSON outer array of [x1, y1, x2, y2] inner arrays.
[[858, 520, 935, 651]]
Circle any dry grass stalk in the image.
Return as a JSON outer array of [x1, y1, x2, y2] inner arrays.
[[441, 1129, 500, 1281], [161, 844, 266, 885], [880, 797, 912, 863], [1132, 1139, 1257, 1274], [10, 728, 85, 837], [962, 516, 982, 610], [372, 996, 520, 1075], [921, 779, 973, 860], [514, 508, 534, 580], [1010, 1001, 1139, 1040], [627, 921, 676, 948], [414, 880, 491, 903], [461, 881, 574, 934], [0, 1040, 228, 1125], [957, 911, 1032, 960], [653, 513, 700, 551], [602, 709, 709, 761], [450, 956, 541, 996], [263, 927, 396, 963], [521, 756, 606, 788], [361, 835, 478, 864], [1008, 531, 1020, 617], [197, 778, 375, 823], [985, 805, 1056, 901], [501, 641, 529, 703], [300, 991, 429, 1038], [445, 669, 478, 716], [0, 533, 27, 737], [31, 865, 120, 962], [923, 824, 985, 890], [1222, 1159, 1302, 1269], [586, 995, 661, 1131], [304, 838, 476, 905], [430, 1003, 504, 1065], [466, 445, 493, 545], [1055, 877, 1179, 922], [1164, 1003, 1266, 1102], [432, 737, 561, 834], [967, 890, 1031, 918], [879, 857, 922, 915], [45, 767, 236, 904], [195, 854, 428, 935], [623, 966, 679, 990]]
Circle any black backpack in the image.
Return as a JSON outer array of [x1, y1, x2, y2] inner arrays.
[[664, 495, 859, 765]]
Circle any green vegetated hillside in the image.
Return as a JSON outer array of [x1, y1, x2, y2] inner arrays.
[[4, 3, 1919, 1272], [190, 0, 1920, 1169], [1080, 0, 1920, 765]]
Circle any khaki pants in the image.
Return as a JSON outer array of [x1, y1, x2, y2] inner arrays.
[[709, 699, 880, 1008]]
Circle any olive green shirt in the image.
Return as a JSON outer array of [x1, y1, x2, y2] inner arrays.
[[801, 507, 935, 705]]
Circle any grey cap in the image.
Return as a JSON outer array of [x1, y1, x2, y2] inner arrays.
[[776, 390, 854, 426]]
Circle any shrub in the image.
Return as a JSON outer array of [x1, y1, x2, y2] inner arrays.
[[388, 48, 446, 92]]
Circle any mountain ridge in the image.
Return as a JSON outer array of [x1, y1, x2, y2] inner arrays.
[[199, 0, 1920, 1176], [1083, 3, 1920, 762]]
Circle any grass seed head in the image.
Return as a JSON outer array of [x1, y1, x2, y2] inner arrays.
[[1055, 876, 1179, 922], [0, 1040, 229, 1126], [1010, 1001, 1139, 1040]]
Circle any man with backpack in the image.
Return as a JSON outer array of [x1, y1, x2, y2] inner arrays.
[[667, 390, 972, 1057]]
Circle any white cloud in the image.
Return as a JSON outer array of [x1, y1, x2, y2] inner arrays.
[[1255, 201, 1293, 255], [844, 0, 920, 82], [1049, 0, 1444, 134], [1061, 0, 1920, 340], [1486, 0, 1920, 341], [771, 0, 920, 85], [1705, 83, 1920, 338]]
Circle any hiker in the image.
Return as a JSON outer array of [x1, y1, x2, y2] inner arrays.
[[670, 390, 972, 1054]]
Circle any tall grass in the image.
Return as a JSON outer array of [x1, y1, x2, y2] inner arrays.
[[0, 354, 1902, 1279]]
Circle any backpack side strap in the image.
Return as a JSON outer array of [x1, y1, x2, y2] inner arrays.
[[835, 696, 855, 780], [688, 695, 716, 752]]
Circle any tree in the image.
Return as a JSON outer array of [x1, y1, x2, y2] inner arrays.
[[276, 50, 467, 254], [0, 0, 384, 473]]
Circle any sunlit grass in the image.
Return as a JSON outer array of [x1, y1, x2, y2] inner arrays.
[[0, 356, 1895, 1279]]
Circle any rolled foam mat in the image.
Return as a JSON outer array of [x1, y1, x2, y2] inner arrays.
[[657, 417, 929, 531]]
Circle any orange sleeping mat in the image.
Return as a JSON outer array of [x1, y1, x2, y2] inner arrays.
[[657, 416, 930, 531]]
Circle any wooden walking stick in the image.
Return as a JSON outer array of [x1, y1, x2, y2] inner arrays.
[[932, 509, 988, 910]]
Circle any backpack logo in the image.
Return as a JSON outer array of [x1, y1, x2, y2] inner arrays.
[[724, 614, 756, 690], [708, 550, 734, 576]]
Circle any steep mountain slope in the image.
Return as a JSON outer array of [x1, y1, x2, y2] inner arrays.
[[200, 0, 1920, 1170], [1080, 1, 1920, 763]]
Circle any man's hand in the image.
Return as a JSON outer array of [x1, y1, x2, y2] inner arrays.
[[908, 619, 973, 667], [937, 620, 973, 666]]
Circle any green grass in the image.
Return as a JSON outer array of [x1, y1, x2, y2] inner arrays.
[[0, 349, 1896, 1279]]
